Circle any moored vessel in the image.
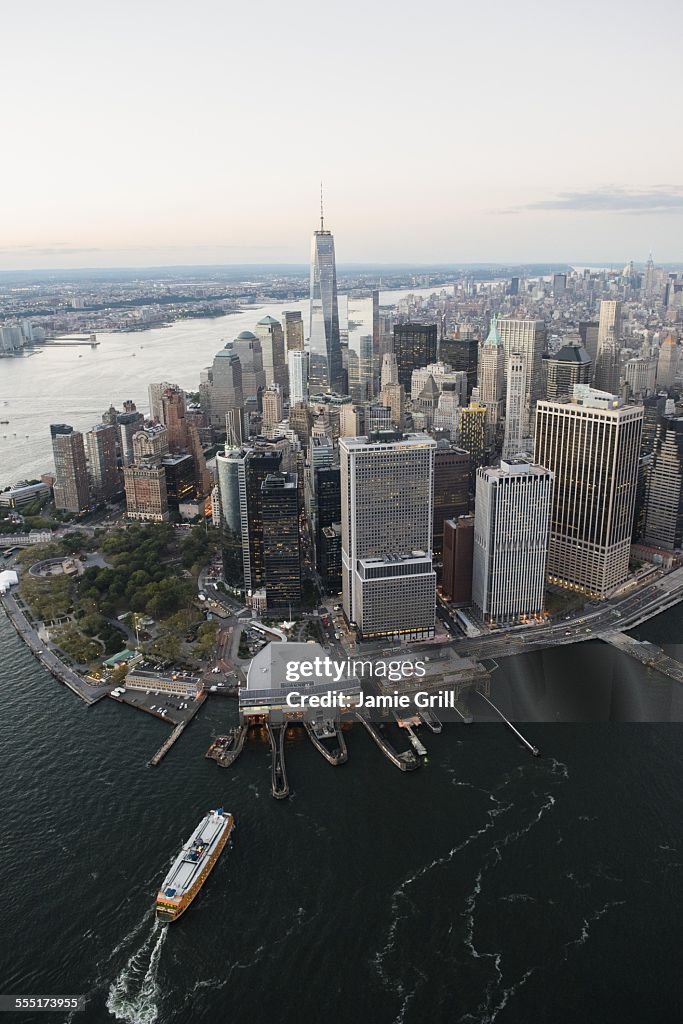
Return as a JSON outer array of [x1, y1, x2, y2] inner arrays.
[[155, 808, 234, 922]]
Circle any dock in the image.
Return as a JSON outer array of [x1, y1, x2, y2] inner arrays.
[[418, 709, 442, 733], [474, 690, 540, 756], [267, 723, 290, 799], [147, 693, 206, 766], [303, 719, 348, 765], [205, 725, 248, 767], [599, 631, 683, 684], [355, 712, 420, 771]]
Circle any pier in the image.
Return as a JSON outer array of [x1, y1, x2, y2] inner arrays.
[[474, 690, 540, 756], [267, 723, 290, 799], [303, 719, 348, 765], [147, 693, 206, 766], [418, 709, 442, 733], [599, 631, 683, 684], [355, 712, 420, 771]]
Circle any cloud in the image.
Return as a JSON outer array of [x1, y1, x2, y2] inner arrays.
[[505, 186, 683, 215]]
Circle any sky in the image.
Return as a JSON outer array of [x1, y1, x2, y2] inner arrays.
[[1, 0, 682, 269]]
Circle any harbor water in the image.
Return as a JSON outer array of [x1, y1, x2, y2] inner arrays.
[[2, 604, 683, 1024]]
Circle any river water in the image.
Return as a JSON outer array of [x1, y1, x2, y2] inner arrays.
[[0, 284, 442, 487], [2, 600, 683, 1024]]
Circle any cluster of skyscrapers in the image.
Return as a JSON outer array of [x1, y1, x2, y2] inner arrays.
[[45, 217, 683, 639]]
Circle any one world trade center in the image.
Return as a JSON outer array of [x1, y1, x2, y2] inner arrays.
[[309, 197, 344, 395]]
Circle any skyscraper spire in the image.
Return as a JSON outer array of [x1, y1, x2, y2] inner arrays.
[[320, 181, 325, 232]]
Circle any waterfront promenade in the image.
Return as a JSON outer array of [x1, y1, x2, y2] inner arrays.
[[0, 590, 109, 705]]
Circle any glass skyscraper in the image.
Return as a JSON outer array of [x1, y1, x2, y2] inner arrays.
[[309, 214, 343, 395]]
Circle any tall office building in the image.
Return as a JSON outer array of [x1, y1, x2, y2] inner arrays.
[[441, 515, 475, 605], [477, 317, 505, 435], [116, 408, 145, 467], [340, 432, 436, 641], [231, 331, 264, 401], [256, 316, 288, 390], [314, 464, 341, 590], [160, 385, 189, 452], [498, 318, 546, 431], [357, 334, 374, 402], [411, 363, 467, 404], [432, 442, 470, 569], [393, 323, 438, 393], [623, 357, 657, 398], [579, 321, 599, 367], [51, 424, 90, 513], [262, 385, 283, 434], [283, 310, 304, 352], [552, 273, 567, 297], [202, 343, 245, 433], [132, 424, 169, 463], [440, 335, 478, 396], [594, 300, 622, 394], [245, 447, 283, 591], [86, 423, 119, 499], [379, 382, 404, 430], [216, 443, 249, 587], [656, 333, 680, 391], [543, 343, 592, 401], [502, 352, 527, 460], [288, 350, 309, 406], [123, 465, 169, 522], [380, 352, 399, 389], [534, 387, 643, 598], [148, 381, 173, 423], [261, 472, 302, 609], [309, 205, 343, 394], [458, 402, 488, 486], [643, 415, 683, 549], [472, 460, 553, 624]]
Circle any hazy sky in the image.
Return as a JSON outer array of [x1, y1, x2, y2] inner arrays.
[[2, 0, 682, 269]]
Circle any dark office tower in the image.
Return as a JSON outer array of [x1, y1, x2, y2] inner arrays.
[[262, 472, 302, 609], [51, 424, 90, 513], [458, 402, 488, 489], [578, 321, 599, 368], [117, 409, 145, 467], [440, 335, 478, 396], [161, 453, 196, 511], [246, 449, 283, 589], [552, 273, 567, 297], [86, 423, 119, 499], [161, 386, 189, 453], [372, 289, 380, 386], [432, 442, 470, 572], [640, 394, 669, 456], [393, 323, 438, 392], [309, 202, 343, 394], [543, 343, 592, 400], [314, 465, 341, 587], [189, 425, 211, 499], [643, 415, 683, 549], [509, 277, 519, 296], [441, 514, 475, 605], [283, 311, 305, 352]]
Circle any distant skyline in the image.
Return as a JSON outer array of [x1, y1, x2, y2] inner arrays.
[[2, 0, 682, 270]]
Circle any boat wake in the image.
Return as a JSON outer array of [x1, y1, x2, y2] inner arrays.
[[106, 920, 168, 1024]]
